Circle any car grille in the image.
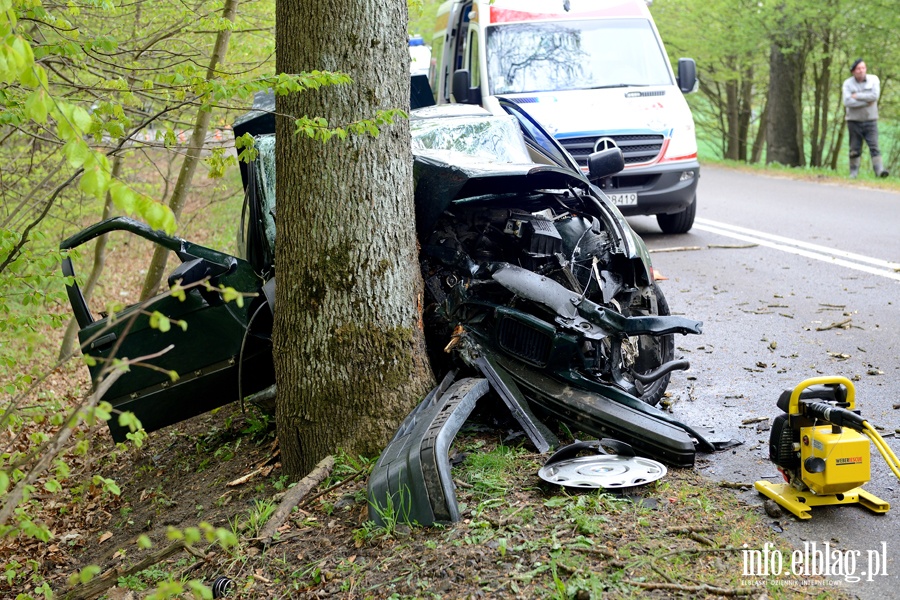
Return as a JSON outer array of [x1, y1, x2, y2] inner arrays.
[[496, 316, 553, 368], [561, 133, 665, 167]]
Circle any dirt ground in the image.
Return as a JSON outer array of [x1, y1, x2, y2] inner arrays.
[[0, 386, 852, 600], [1, 163, 853, 600]]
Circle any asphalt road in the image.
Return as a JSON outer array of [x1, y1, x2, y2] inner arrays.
[[627, 166, 900, 598]]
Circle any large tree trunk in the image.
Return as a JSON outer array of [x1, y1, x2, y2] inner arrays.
[[274, 0, 434, 477], [765, 40, 805, 167]]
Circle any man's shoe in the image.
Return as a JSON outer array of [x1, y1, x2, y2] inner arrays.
[[880, 170, 890, 178]]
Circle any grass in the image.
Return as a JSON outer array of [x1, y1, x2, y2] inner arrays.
[[1, 137, 865, 599], [697, 139, 900, 190]]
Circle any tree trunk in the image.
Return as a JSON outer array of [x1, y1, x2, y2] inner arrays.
[[725, 76, 739, 160], [139, 0, 240, 300], [737, 68, 754, 162], [751, 100, 768, 164], [809, 30, 833, 168], [765, 41, 804, 166], [829, 109, 845, 171], [274, 0, 434, 477]]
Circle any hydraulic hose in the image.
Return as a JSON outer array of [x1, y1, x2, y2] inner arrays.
[[863, 422, 900, 480]]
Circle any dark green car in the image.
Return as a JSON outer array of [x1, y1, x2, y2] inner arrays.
[[63, 91, 701, 456]]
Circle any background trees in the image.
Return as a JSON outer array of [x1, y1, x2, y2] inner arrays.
[[654, 0, 900, 171]]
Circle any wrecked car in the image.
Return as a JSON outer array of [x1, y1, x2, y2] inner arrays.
[[62, 88, 711, 495]]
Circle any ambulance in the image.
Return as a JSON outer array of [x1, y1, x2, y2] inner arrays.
[[429, 0, 700, 233]]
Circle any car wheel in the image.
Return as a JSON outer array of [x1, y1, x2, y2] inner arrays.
[[627, 283, 675, 406], [656, 195, 696, 234]]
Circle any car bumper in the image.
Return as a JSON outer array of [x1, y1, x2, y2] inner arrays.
[[600, 160, 700, 216]]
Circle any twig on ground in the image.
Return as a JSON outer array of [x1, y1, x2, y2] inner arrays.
[[297, 466, 365, 509], [664, 525, 716, 534], [624, 581, 760, 596], [719, 481, 753, 489], [648, 246, 702, 253], [689, 532, 716, 546], [817, 318, 852, 331], [226, 463, 276, 487], [255, 455, 334, 546]]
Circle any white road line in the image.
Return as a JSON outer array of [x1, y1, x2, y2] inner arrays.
[[693, 218, 900, 282]]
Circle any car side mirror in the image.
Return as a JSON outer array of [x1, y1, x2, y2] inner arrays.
[[677, 58, 698, 94], [587, 147, 625, 183], [452, 69, 481, 105]]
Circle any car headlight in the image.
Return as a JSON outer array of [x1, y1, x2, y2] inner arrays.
[[661, 121, 697, 163]]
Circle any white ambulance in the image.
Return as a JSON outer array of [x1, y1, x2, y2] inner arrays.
[[429, 0, 700, 233]]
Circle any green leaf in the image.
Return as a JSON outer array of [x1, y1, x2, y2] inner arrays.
[[108, 181, 136, 214], [54, 458, 71, 479], [24, 88, 48, 123], [78, 565, 100, 585], [64, 139, 90, 169], [137, 534, 152, 549], [543, 496, 569, 508], [118, 411, 143, 433], [184, 527, 201, 545], [43, 479, 62, 493], [187, 580, 214, 600], [71, 105, 92, 132], [149, 310, 171, 332], [93, 475, 120, 496], [78, 164, 109, 199]]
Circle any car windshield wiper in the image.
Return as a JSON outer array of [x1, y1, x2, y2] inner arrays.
[[583, 83, 650, 90]]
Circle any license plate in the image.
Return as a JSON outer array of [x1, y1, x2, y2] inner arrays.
[[607, 192, 638, 206]]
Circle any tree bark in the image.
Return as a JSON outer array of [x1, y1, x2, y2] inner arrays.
[[737, 68, 754, 162], [139, 0, 240, 300], [725, 76, 739, 161], [751, 100, 768, 164], [765, 40, 804, 167], [274, 0, 434, 477]]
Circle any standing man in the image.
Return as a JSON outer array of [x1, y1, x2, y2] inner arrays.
[[843, 58, 889, 178]]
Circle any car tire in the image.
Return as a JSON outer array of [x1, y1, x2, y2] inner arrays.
[[656, 194, 696, 234], [629, 283, 675, 406]]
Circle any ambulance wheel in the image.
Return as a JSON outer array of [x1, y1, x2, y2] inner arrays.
[[657, 195, 696, 234]]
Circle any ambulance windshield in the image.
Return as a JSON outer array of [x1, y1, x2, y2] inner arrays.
[[485, 18, 672, 95]]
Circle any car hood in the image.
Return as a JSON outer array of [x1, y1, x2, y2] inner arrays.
[[498, 87, 688, 137], [412, 152, 589, 240]]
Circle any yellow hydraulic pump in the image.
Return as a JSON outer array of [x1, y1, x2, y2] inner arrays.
[[755, 376, 900, 520]]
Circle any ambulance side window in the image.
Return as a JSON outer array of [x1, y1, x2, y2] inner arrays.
[[467, 28, 480, 88]]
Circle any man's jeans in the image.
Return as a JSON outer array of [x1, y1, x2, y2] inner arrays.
[[848, 119, 881, 158]]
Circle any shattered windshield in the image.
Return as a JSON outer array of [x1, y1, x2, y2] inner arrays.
[[485, 19, 672, 95], [254, 134, 276, 250], [410, 114, 531, 164]]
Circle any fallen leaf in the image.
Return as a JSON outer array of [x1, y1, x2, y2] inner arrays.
[[98, 531, 113, 543]]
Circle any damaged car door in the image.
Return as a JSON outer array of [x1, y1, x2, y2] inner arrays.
[[60, 218, 275, 442]]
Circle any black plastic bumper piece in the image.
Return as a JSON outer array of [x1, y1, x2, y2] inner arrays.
[[367, 374, 489, 526], [490, 354, 697, 467]]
